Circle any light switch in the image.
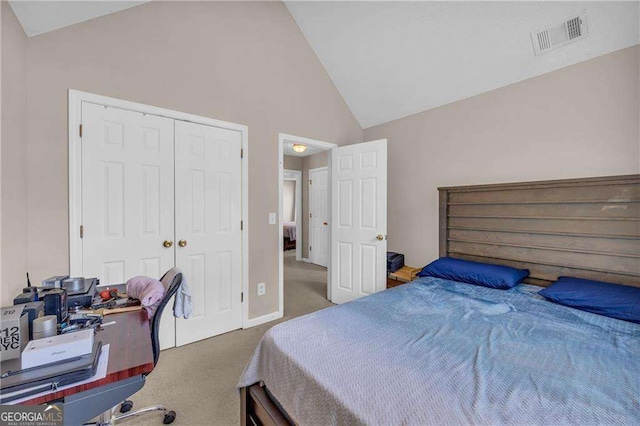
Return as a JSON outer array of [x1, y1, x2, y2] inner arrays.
[[269, 213, 276, 225]]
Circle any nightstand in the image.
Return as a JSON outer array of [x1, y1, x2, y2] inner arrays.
[[387, 266, 421, 289], [387, 277, 405, 289]]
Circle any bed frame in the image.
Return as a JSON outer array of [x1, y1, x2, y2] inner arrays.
[[241, 174, 640, 425], [438, 174, 640, 287]]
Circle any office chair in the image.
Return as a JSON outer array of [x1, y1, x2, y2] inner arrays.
[[109, 268, 183, 425]]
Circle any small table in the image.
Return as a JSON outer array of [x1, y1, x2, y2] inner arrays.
[[387, 266, 421, 289], [6, 310, 154, 425], [387, 277, 405, 289]]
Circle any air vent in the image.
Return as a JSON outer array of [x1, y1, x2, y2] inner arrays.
[[532, 12, 588, 55]]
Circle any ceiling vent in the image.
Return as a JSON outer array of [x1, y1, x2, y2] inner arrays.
[[531, 12, 588, 55]]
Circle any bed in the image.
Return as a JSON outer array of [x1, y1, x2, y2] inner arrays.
[[283, 222, 297, 251], [239, 174, 640, 425]]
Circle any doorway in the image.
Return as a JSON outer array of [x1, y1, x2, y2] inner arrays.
[[278, 134, 388, 315], [278, 134, 337, 312], [283, 169, 302, 261]]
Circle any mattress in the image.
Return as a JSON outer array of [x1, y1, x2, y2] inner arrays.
[[238, 277, 640, 425]]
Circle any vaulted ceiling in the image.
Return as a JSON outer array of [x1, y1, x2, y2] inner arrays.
[[285, 1, 639, 128], [8, 1, 149, 37], [8, 1, 640, 129]]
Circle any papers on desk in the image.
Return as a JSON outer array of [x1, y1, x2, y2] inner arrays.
[[5, 344, 110, 405]]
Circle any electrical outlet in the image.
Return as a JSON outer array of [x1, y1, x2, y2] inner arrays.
[[257, 282, 266, 296], [268, 213, 276, 225]]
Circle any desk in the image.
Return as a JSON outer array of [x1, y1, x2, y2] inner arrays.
[[14, 310, 154, 425]]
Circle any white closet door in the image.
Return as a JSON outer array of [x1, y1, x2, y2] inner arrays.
[[174, 121, 243, 346], [309, 167, 330, 267], [81, 102, 176, 348], [331, 139, 387, 304]]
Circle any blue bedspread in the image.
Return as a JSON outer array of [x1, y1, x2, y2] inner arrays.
[[239, 277, 640, 425]]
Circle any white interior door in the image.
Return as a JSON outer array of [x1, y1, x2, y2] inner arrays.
[[331, 139, 387, 304], [174, 121, 243, 346], [309, 167, 329, 267], [81, 102, 176, 348]]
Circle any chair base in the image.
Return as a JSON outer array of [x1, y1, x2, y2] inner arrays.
[[95, 404, 176, 425]]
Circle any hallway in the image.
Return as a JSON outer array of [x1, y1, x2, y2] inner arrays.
[[283, 252, 333, 318]]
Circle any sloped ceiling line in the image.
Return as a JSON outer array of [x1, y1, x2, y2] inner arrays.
[[8, 1, 640, 129]]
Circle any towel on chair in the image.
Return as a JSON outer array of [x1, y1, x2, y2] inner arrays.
[[174, 278, 192, 319], [158, 267, 193, 319], [126, 276, 166, 319]]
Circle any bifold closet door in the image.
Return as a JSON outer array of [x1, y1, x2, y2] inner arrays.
[[81, 102, 176, 348], [174, 121, 243, 346]]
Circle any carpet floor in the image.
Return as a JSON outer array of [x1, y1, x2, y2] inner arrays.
[[128, 255, 332, 425]]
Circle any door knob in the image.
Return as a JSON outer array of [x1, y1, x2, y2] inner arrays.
[[178, 240, 188, 248], [376, 234, 384, 241], [323, 222, 328, 226], [163, 240, 173, 248]]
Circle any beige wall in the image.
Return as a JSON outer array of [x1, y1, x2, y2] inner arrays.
[[364, 45, 640, 270], [1, 2, 28, 304], [13, 1, 362, 315], [283, 155, 303, 171]]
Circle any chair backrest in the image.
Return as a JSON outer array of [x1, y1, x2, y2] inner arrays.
[[150, 268, 183, 366]]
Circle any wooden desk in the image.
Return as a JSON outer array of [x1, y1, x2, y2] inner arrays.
[[19, 309, 154, 406]]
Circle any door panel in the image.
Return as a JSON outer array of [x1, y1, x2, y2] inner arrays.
[[174, 121, 243, 346], [81, 102, 176, 349], [331, 139, 387, 304], [310, 168, 329, 267]]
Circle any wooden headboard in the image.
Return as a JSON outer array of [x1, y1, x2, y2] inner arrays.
[[438, 175, 640, 288]]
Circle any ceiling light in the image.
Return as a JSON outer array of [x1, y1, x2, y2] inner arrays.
[[292, 144, 307, 153]]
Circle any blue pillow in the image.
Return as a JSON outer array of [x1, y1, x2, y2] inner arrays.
[[418, 257, 529, 290], [539, 276, 640, 324]]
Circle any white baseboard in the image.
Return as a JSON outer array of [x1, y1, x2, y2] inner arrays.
[[243, 311, 283, 328]]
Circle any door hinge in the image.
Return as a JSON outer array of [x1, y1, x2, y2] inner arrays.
[[309, 246, 312, 251], [241, 292, 244, 303], [309, 179, 312, 185], [309, 212, 312, 218], [240, 220, 243, 230], [240, 148, 244, 159], [80, 225, 84, 238], [79, 124, 83, 138]]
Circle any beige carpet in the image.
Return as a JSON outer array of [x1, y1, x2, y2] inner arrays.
[[129, 255, 332, 425]]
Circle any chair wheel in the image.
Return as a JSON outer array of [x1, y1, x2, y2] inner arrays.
[[163, 411, 176, 424], [120, 400, 133, 413]]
